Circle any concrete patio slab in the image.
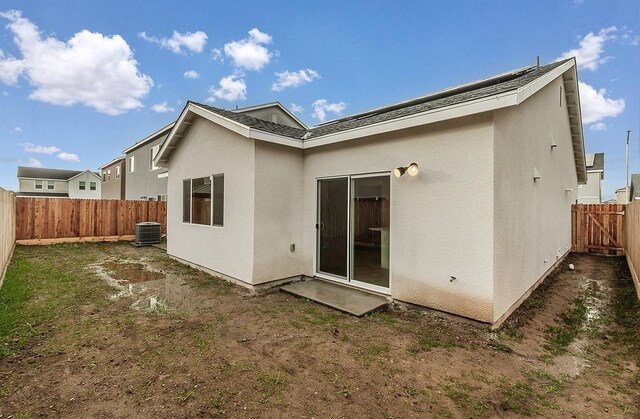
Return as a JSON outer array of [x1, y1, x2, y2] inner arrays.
[[281, 279, 389, 317]]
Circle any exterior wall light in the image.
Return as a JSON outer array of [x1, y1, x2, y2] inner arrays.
[[394, 162, 419, 177]]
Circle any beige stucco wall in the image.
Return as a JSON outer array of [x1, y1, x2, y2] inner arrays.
[[493, 77, 578, 322], [252, 142, 304, 283], [577, 171, 602, 203], [166, 117, 256, 283], [68, 172, 101, 199], [19, 178, 68, 193], [302, 114, 495, 322]]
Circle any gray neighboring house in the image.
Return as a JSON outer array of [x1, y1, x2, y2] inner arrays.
[[99, 156, 126, 200], [577, 152, 604, 204], [17, 166, 101, 198], [123, 122, 174, 201], [632, 174, 640, 201]]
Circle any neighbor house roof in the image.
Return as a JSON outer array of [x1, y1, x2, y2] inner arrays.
[[99, 156, 125, 170], [17, 166, 84, 180], [122, 122, 176, 154], [157, 58, 586, 183], [16, 192, 69, 198], [585, 153, 604, 172]]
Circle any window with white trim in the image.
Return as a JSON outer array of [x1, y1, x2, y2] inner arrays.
[[35, 180, 43, 190], [79, 181, 86, 190], [107, 169, 111, 182], [47, 180, 54, 190], [102, 172, 106, 182], [116, 165, 120, 179], [150, 145, 160, 170], [128, 156, 135, 173], [183, 174, 224, 226], [157, 194, 167, 201], [90, 181, 96, 191]]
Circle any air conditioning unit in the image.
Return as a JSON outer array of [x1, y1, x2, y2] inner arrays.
[[135, 222, 162, 246]]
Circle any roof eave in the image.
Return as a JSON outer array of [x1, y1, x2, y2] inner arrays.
[[122, 122, 176, 154]]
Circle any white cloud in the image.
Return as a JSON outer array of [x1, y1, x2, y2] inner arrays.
[[211, 48, 223, 62], [12, 126, 22, 133], [272, 68, 319, 91], [2, 91, 8, 96], [183, 70, 199, 79], [57, 151, 79, 162], [151, 101, 175, 113], [311, 99, 346, 121], [223, 28, 273, 71], [207, 74, 247, 102], [138, 30, 207, 54], [557, 26, 617, 71], [24, 157, 42, 167], [0, 10, 153, 115], [290, 103, 304, 113], [20, 143, 60, 154], [0, 49, 24, 85], [578, 81, 625, 125], [589, 122, 607, 131]]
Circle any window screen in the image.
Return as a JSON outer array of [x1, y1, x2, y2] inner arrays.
[[183, 179, 191, 223]]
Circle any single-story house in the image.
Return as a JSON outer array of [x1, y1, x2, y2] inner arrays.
[[154, 58, 586, 327]]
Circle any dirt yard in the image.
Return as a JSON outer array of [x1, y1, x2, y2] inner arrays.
[[0, 243, 638, 418]]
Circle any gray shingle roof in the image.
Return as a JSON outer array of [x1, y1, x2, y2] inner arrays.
[[16, 192, 69, 198], [587, 152, 604, 172], [17, 167, 83, 180], [193, 60, 570, 142], [192, 103, 309, 140]]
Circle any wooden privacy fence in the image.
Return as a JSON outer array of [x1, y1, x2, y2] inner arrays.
[[0, 188, 16, 286], [16, 198, 166, 244], [625, 201, 640, 299], [571, 203, 625, 256]]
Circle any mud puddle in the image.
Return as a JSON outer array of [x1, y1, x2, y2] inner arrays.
[[90, 259, 201, 313]]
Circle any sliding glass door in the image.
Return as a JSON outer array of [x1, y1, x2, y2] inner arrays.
[[317, 178, 349, 278], [316, 174, 390, 292]]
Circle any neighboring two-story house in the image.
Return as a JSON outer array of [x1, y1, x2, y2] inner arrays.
[[123, 122, 173, 201], [17, 167, 101, 198], [577, 152, 604, 204], [99, 156, 126, 200]]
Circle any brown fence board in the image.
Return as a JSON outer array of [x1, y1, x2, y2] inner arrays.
[[0, 188, 16, 287], [625, 201, 640, 299], [15, 198, 166, 241], [571, 203, 625, 256]]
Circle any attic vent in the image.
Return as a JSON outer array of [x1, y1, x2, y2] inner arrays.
[[271, 114, 278, 123]]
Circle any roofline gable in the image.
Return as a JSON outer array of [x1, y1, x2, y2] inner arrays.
[[67, 169, 102, 181], [234, 101, 308, 129], [122, 122, 176, 154], [155, 59, 586, 184]]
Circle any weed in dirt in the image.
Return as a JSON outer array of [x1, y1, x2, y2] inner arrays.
[[177, 388, 196, 404], [487, 339, 514, 353], [258, 370, 289, 402], [544, 297, 588, 354], [409, 333, 457, 353], [336, 387, 352, 398], [443, 378, 486, 416]]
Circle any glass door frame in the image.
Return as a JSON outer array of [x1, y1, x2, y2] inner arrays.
[[315, 171, 391, 295]]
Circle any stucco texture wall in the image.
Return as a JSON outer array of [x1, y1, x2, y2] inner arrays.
[[493, 77, 578, 322], [167, 117, 256, 283], [125, 135, 168, 200], [101, 161, 125, 200], [577, 171, 602, 203], [68, 172, 101, 199], [253, 142, 304, 284], [302, 115, 495, 322]]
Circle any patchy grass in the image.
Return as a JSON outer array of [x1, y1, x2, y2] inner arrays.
[[0, 246, 638, 418], [543, 296, 588, 354]]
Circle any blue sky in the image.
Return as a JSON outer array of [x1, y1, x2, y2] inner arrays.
[[0, 0, 638, 199]]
